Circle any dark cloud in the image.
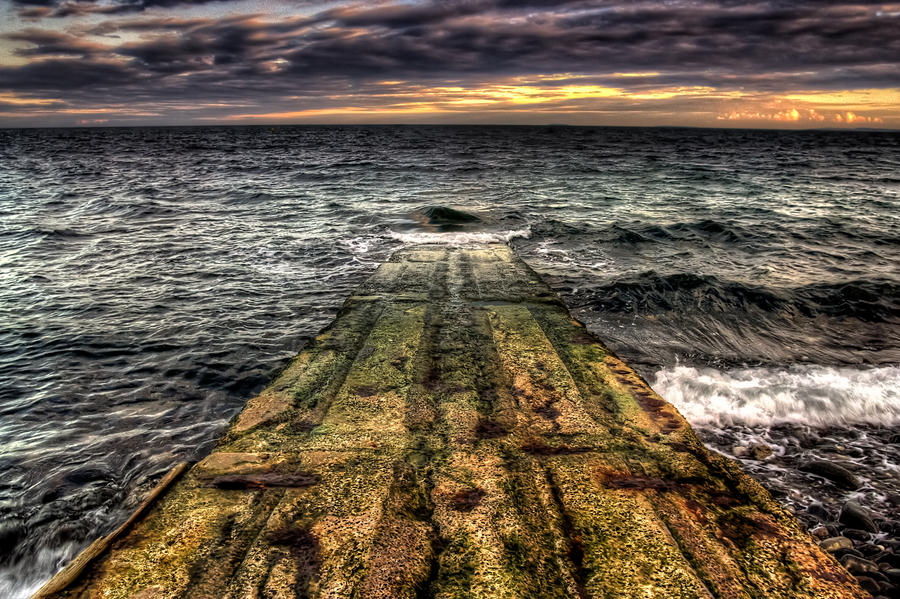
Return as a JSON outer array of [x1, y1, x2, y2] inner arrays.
[[13, 0, 235, 17], [5, 28, 106, 56], [1, 1, 899, 125]]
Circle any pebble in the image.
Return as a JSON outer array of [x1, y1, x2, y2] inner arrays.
[[841, 555, 881, 575], [798, 460, 861, 490], [853, 576, 881, 595], [750, 442, 773, 460], [840, 501, 879, 534], [820, 536, 854, 552], [807, 502, 832, 522], [695, 424, 899, 596], [732, 445, 749, 458], [843, 528, 872, 542]]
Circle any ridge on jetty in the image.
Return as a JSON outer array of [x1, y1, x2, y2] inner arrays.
[[39, 244, 865, 599]]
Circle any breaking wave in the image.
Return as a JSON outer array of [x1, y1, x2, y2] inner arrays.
[[389, 227, 531, 245], [653, 363, 900, 427]]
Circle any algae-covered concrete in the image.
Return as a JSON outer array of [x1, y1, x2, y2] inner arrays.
[[39, 244, 866, 599]]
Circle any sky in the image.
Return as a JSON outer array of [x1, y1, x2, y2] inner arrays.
[[0, 0, 898, 128]]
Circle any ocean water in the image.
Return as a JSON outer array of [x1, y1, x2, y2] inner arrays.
[[1, 125, 898, 595]]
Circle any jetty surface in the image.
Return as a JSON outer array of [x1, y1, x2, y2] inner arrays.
[[39, 244, 865, 599]]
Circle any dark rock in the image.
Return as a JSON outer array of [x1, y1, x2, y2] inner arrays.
[[820, 536, 854, 552], [840, 502, 879, 533], [810, 525, 830, 539], [841, 555, 881, 575], [853, 576, 881, 595], [860, 543, 886, 557], [885, 569, 900, 584], [838, 445, 865, 457], [798, 460, 861, 490], [750, 443, 773, 460], [843, 528, 872, 542], [877, 584, 895, 598], [807, 502, 832, 522], [870, 571, 889, 583], [835, 548, 865, 560]]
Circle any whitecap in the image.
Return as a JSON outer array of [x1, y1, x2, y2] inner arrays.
[[653, 363, 900, 427], [388, 227, 531, 246]]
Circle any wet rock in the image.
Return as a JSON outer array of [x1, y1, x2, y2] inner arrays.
[[881, 553, 900, 568], [810, 525, 830, 539], [807, 502, 832, 522], [750, 443, 772, 460], [798, 460, 860, 490], [819, 536, 853, 552], [843, 528, 872, 542], [732, 445, 749, 458], [834, 548, 864, 560], [859, 543, 885, 557], [841, 555, 881, 575], [878, 584, 896, 598], [840, 501, 879, 533], [853, 576, 881, 595], [885, 569, 900, 584]]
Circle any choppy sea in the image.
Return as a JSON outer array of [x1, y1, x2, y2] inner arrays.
[[1, 125, 898, 596]]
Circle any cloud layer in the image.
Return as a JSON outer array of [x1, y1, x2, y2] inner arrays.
[[1, 0, 899, 126]]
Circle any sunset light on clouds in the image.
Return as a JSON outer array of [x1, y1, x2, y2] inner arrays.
[[1, 1, 898, 128]]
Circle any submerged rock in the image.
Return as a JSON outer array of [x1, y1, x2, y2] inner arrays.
[[799, 460, 861, 490]]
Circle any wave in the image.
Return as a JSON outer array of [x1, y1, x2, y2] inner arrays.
[[606, 220, 748, 244], [528, 217, 899, 249], [653, 364, 900, 427], [389, 228, 531, 245], [583, 272, 899, 322]]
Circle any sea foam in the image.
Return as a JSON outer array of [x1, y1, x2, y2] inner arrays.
[[388, 227, 531, 245], [653, 363, 900, 427]]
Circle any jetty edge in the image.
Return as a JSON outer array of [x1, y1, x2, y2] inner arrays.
[[37, 243, 866, 599]]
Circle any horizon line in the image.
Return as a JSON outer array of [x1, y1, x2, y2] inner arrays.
[[2, 122, 899, 133]]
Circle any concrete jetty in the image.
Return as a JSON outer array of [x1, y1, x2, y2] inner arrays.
[[38, 244, 865, 598]]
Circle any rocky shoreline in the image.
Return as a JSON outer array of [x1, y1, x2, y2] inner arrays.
[[698, 423, 900, 598]]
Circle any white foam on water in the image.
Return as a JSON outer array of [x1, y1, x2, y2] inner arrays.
[[652, 363, 900, 427], [388, 227, 531, 246], [0, 544, 76, 599]]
